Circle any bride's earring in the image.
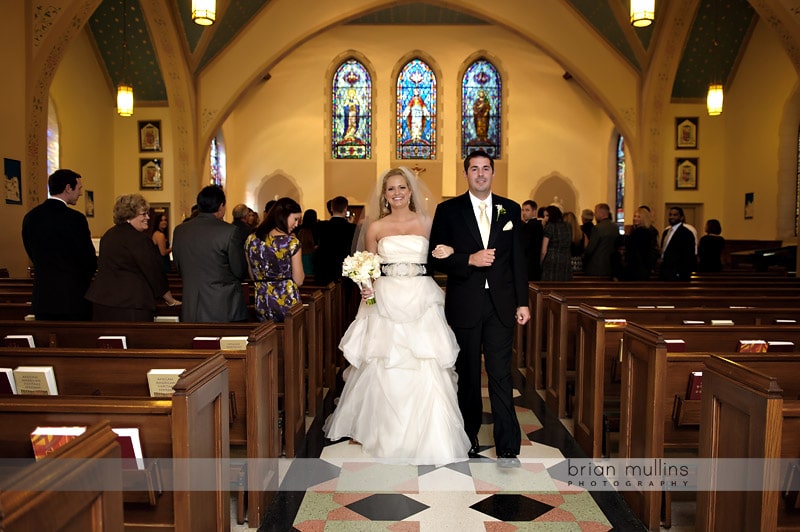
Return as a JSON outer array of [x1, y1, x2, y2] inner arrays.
[[384, 200, 390, 209]]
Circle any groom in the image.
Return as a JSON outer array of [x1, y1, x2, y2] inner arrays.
[[428, 149, 530, 467]]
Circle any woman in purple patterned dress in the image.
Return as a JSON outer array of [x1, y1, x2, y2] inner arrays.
[[245, 197, 304, 322]]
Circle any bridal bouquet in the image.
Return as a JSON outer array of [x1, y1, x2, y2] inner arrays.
[[342, 251, 381, 305]]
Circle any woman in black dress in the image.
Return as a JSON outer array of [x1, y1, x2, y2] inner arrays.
[[697, 219, 725, 272], [540, 205, 572, 281]]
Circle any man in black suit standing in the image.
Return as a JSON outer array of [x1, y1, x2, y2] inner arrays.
[[429, 150, 530, 468], [520, 200, 543, 281], [22, 169, 97, 320], [313, 196, 356, 285], [659, 206, 696, 281]]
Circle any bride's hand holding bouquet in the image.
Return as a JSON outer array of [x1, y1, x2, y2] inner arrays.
[[342, 251, 382, 305]]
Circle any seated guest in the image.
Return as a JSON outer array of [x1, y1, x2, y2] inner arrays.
[[86, 194, 180, 321], [697, 218, 725, 272], [245, 197, 304, 322]]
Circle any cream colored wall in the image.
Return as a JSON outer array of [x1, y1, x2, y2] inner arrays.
[[50, 27, 115, 237], [222, 25, 614, 219], [0, 0, 27, 276], [722, 18, 796, 241], [661, 18, 796, 241]]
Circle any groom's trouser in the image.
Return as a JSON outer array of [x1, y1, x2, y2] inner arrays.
[[452, 290, 522, 454]]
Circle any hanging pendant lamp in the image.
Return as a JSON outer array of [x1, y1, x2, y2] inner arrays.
[[707, 84, 723, 116], [192, 0, 216, 26], [116, 1, 133, 116], [630, 0, 655, 27]]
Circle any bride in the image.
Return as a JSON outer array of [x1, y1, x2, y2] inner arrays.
[[323, 167, 470, 465]]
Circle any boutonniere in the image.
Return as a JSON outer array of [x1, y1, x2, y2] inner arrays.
[[495, 204, 506, 221]]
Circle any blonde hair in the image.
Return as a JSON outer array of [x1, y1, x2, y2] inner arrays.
[[113, 194, 149, 225], [635, 206, 653, 228], [563, 211, 582, 244]]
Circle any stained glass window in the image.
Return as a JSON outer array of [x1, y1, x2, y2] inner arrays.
[[210, 133, 226, 189], [616, 135, 626, 230], [47, 97, 60, 179], [461, 59, 501, 159], [396, 59, 436, 159], [332, 59, 371, 159]]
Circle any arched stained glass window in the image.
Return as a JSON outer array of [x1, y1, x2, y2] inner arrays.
[[462, 59, 501, 159], [332, 59, 371, 159], [210, 132, 226, 189], [616, 135, 626, 230], [396, 59, 436, 159], [47, 97, 60, 179]]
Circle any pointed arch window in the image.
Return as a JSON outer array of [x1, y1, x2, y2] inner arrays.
[[47, 97, 60, 179], [461, 59, 501, 159], [332, 59, 372, 159], [616, 135, 626, 229], [396, 59, 436, 159], [210, 132, 226, 189]]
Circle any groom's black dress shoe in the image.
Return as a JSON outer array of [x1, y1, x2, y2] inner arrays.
[[496, 451, 521, 468], [467, 437, 481, 459]]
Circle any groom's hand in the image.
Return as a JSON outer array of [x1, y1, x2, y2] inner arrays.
[[469, 248, 495, 267]]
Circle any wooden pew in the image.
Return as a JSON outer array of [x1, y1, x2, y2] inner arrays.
[[301, 281, 339, 390], [0, 354, 230, 532], [0, 421, 124, 532], [301, 289, 324, 417], [544, 296, 800, 418], [574, 307, 800, 458], [696, 355, 800, 531], [0, 321, 280, 525], [618, 326, 800, 530], [277, 304, 307, 458]]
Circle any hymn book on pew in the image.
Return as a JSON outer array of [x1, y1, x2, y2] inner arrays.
[[97, 335, 127, 349], [154, 315, 180, 323], [0, 368, 18, 395], [767, 340, 795, 352], [12, 366, 58, 395], [146, 368, 185, 397], [2, 334, 35, 347], [664, 339, 686, 352], [220, 336, 248, 350], [30, 426, 144, 468], [686, 371, 703, 400], [737, 339, 768, 352], [192, 336, 221, 349]]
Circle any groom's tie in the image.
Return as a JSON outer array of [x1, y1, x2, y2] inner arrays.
[[478, 201, 490, 248]]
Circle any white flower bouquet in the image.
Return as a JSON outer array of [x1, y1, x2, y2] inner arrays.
[[342, 251, 382, 305]]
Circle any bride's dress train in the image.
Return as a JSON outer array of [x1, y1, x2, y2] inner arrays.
[[323, 234, 470, 465]]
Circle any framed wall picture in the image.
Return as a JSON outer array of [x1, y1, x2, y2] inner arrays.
[[675, 158, 698, 190], [744, 192, 754, 219], [140, 158, 163, 190], [4, 158, 22, 205], [138, 120, 162, 152], [675, 117, 698, 149]]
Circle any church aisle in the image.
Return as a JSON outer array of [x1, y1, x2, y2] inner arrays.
[[256, 371, 647, 531]]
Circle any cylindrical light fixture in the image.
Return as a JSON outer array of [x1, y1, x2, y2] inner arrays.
[[192, 0, 216, 25], [707, 83, 723, 116], [117, 83, 134, 117], [630, 0, 655, 27]]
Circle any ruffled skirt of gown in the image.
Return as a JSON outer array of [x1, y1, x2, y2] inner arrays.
[[323, 237, 469, 465]]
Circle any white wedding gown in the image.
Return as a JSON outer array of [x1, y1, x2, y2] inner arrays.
[[323, 235, 470, 465]]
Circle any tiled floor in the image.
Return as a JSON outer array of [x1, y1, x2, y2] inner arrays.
[[248, 370, 653, 531]]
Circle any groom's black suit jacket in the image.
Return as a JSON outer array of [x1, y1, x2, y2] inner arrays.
[[428, 192, 528, 328]]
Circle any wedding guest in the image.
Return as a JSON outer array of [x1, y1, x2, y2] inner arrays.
[[21, 169, 97, 320], [540, 206, 572, 281], [624, 206, 658, 280], [520, 200, 543, 281], [295, 209, 319, 275], [563, 211, 584, 272], [697, 219, 725, 272], [86, 194, 180, 321], [324, 167, 469, 466], [245, 197, 304, 322], [150, 212, 172, 273]]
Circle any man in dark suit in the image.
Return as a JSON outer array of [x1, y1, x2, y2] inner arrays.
[[172, 185, 248, 322], [313, 196, 356, 285], [659, 206, 696, 281], [22, 169, 97, 320], [520, 200, 543, 281], [429, 150, 530, 468], [583, 203, 618, 277]]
